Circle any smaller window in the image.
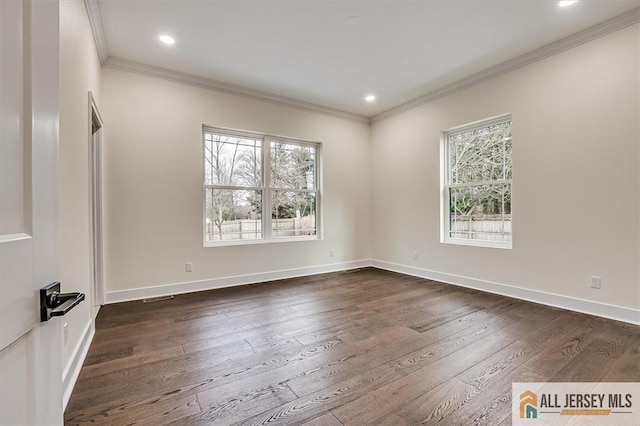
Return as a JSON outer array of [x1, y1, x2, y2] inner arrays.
[[441, 115, 512, 248]]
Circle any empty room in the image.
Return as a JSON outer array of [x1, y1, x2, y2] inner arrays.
[[1, 0, 639, 425]]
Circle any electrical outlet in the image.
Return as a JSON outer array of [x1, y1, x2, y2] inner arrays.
[[329, 249, 334, 258], [412, 251, 418, 261], [590, 276, 601, 289], [185, 262, 192, 272], [63, 323, 69, 344]]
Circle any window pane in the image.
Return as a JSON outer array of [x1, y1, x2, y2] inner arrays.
[[204, 133, 262, 187], [271, 191, 316, 238], [205, 189, 262, 242], [449, 121, 512, 184], [449, 184, 511, 242], [270, 142, 316, 189]]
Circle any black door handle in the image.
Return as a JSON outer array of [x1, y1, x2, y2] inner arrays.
[[40, 282, 85, 321]]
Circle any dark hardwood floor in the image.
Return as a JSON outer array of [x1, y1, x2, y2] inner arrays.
[[65, 268, 640, 425]]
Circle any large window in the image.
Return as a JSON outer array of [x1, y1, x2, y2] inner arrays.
[[204, 127, 320, 245], [441, 115, 512, 248]]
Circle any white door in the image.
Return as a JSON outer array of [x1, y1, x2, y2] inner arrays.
[[1, 1, 63, 425]]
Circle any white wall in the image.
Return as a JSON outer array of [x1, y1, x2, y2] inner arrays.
[[371, 24, 640, 315], [97, 20, 638, 321], [100, 68, 371, 297], [59, 0, 101, 404]]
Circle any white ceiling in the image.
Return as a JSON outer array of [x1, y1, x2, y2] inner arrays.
[[97, 0, 640, 118]]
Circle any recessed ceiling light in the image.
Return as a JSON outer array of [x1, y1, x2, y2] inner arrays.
[[159, 34, 175, 45], [558, 1, 578, 7], [346, 16, 360, 26], [365, 95, 376, 103]]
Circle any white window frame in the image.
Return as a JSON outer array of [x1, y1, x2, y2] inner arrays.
[[203, 126, 322, 247], [440, 114, 512, 249]]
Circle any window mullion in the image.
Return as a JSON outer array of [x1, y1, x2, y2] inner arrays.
[[448, 179, 511, 189], [444, 135, 451, 241], [205, 184, 263, 191], [501, 184, 506, 239], [263, 138, 272, 240], [269, 187, 317, 193]]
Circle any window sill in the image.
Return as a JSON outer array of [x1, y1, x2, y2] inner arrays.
[[204, 235, 321, 248], [441, 238, 512, 250]]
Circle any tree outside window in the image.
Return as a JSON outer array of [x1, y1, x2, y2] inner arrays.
[[442, 116, 512, 248], [204, 129, 320, 244]]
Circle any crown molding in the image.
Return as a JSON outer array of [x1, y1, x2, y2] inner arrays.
[[87, 4, 638, 126], [103, 57, 370, 124], [83, 0, 109, 63], [371, 7, 640, 123]]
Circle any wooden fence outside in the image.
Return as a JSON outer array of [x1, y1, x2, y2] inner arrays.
[[206, 215, 316, 241], [450, 214, 512, 241]]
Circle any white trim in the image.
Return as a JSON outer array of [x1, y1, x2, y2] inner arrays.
[[0, 233, 31, 243], [371, 7, 640, 123], [103, 57, 369, 124], [62, 319, 95, 410], [104, 259, 640, 324], [440, 238, 511, 250], [371, 260, 640, 326], [444, 113, 513, 135], [104, 260, 371, 304], [82, 0, 108, 63], [88, 92, 105, 306], [204, 235, 320, 248]]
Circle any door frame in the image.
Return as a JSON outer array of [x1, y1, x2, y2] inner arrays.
[[88, 92, 104, 308]]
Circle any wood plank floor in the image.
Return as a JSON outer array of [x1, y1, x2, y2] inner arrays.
[[65, 268, 640, 425]]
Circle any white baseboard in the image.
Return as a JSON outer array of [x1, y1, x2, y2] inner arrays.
[[105, 260, 372, 304], [62, 319, 95, 410], [103, 258, 639, 325], [371, 260, 640, 325]]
